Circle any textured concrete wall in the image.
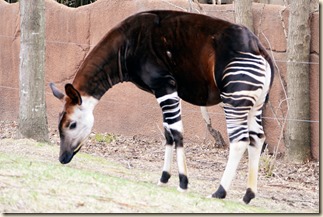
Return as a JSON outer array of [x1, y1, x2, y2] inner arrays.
[[0, 0, 319, 159]]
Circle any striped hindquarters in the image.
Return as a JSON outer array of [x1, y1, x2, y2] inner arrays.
[[220, 52, 270, 143]]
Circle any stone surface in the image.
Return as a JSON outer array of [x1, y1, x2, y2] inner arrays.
[[310, 12, 319, 54], [0, 0, 319, 160], [0, 1, 20, 123], [253, 3, 289, 52], [309, 54, 319, 159]]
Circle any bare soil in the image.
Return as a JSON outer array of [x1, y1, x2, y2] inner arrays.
[[0, 120, 320, 213]]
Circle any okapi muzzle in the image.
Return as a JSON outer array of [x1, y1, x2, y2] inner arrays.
[[59, 135, 84, 164], [50, 83, 96, 164]]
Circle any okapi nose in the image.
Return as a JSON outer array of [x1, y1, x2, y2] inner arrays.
[[59, 151, 74, 164]]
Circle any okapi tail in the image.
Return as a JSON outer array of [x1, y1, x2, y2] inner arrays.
[[256, 38, 275, 104], [258, 39, 275, 90]]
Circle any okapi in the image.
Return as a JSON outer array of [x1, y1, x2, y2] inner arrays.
[[50, 10, 274, 204]]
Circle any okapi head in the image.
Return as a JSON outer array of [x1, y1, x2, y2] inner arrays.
[[49, 83, 97, 164]]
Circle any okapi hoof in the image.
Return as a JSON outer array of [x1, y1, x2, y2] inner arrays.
[[243, 188, 255, 204], [161, 171, 171, 183], [158, 171, 171, 186], [212, 185, 227, 199], [178, 174, 188, 190]]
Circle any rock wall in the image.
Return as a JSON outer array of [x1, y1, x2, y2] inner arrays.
[[0, 0, 319, 159]]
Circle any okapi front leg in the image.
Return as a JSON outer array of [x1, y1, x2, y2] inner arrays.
[[157, 92, 188, 191], [158, 128, 174, 185], [172, 128, 188, 191]]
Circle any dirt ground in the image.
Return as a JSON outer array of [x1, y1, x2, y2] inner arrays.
[[0, 120, 320, 213]]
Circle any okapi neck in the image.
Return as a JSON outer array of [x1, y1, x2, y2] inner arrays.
[[72, 37, 129, 101]]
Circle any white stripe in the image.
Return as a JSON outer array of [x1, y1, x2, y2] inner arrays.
[[165, 112, 181, 121], [237, 51, 265, 59], [221, 94, 257, 105], [163, 107, 180, 114], [226, 60, 266, 69], [225, 112, 249, 119], [223, 80, 264, 89], [222, 69, 265, 81], [161, 101, 179, 109], [221, 89, 262, 98], [156, 92, 179, 104], [168, 119, 184, 133]]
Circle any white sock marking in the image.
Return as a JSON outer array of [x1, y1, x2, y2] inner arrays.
[[176, 147, 187, 176], [220, 141, 248, 191]]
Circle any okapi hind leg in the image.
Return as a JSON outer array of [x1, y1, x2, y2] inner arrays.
[[212, 140, 249, 199], [212, 104, 250, 200], [214, 106, 267, 204], [243, 106, 266, 204], [156, 92, 189, 191], [212, 103, 264, 204], [211, 52, 270, 203]]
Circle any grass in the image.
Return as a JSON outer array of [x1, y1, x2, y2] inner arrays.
[[260, 150, 274, 177], [94, 133, 115, 143], [0, 138, 271, 213]]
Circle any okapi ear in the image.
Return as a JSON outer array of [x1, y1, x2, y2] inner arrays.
[[49, 82, 65, 100], [65, 83, 82, 105]]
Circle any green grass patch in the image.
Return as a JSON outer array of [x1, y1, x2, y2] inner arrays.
[[94, 133, 115, 143]]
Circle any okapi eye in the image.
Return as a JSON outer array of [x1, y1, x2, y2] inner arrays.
[[69, 122, 77, 130]]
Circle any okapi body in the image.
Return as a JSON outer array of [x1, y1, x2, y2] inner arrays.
[[50, 10, 274, 204]]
